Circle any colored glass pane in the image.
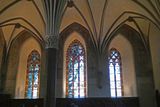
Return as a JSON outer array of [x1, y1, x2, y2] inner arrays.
[[25, 50, 40, 99], [66, 40, 86, 98], [108, 48, 123, 97]]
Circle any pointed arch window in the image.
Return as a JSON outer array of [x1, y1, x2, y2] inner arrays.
[[108, 48, 123, 97], [66, 40, 86, 98], [25, 50, 40, 99]]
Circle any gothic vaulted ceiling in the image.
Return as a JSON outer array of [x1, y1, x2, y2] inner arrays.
[[0, 0, 160, 52]]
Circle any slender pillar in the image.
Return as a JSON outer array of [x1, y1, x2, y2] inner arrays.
[[45, 35, 58, 107]]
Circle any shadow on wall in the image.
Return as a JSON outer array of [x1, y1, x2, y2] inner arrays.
[[156, 90, 160, 107]]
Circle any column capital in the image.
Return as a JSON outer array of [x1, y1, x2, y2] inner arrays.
[[45, 35, 59, 49]]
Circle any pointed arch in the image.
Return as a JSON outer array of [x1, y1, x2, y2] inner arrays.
[[59, 22, 93, 48], [57, 22, 93, 98], [106, 24, 155, 107], [63, 32, 87, 98], [4, 30, 44, 98]]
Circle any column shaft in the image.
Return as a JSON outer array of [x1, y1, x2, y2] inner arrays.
[[46, 48, 57, 107]]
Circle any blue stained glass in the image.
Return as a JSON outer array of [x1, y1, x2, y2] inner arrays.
[[108, 48, 123, 97], [25, 50, 40, 99], [66, 40, 86, 98]]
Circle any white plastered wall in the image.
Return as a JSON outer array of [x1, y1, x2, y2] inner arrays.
[[149, 23, 160, 91], [109, 34, 137, 97], [15, 37, 41, 98]]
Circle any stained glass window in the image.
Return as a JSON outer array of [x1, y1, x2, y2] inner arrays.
[[108, 48, 123, 97], [66, 40, 86, 98], [25, 50, 40, 99]]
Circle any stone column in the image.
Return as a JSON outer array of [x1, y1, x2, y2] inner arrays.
[[45, 35, 58, 107]]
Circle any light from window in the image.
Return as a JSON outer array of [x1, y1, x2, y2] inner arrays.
[[108, 48, 123, 97], [25, 50, 40, 99], [66, 40, 86, 98]]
